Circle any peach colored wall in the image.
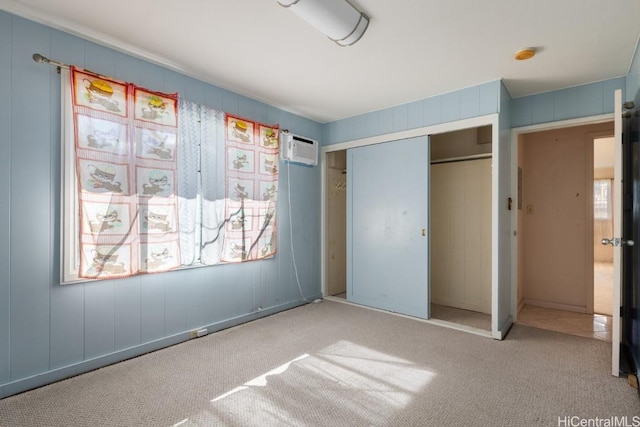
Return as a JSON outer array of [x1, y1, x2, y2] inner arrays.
[[521, 122, 613, 312], [517, 136, 525, 308]]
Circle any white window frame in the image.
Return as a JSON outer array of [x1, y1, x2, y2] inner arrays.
[[593, 179, 612, 221]]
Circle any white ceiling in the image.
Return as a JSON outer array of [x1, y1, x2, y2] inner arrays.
[[2, 0, 640, 123]]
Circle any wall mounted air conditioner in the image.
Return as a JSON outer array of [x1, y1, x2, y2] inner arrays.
[[280, 133, 318, 166]]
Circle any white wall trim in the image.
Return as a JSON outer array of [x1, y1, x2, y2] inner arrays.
[[321, 114, 499, 154], [523, 299, 588, 314], [511, 113, 613, 135], [493, 315, 513, 340], [320, 150, 327, 297], [491, 123, 500, 335], [321, 114, 499, 331]]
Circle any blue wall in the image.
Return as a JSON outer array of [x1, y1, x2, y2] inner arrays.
[[322, 81, 501, 145], [0, 11, 321, 398], [627, 39, 640, 105], [1, 7, 637, 399], [510, 78, 626, 128], [321, 76, 627, 148]]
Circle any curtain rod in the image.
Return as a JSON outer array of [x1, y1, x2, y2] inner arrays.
[[32, 53, 69, 72]]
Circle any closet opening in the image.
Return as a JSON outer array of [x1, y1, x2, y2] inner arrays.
[[325, 149, 347, 298], [593, 136, 615, 318], [429, 125, 492, 332]]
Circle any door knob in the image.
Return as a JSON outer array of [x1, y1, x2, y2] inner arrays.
[[601, 238, 635, 247]]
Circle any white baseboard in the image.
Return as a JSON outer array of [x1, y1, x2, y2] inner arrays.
[[522, 299, 588, 314]]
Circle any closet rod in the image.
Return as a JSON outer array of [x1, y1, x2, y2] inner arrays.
[[430, 153, 492, 165]]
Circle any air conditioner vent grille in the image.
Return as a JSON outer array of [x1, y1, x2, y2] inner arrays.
[[281, 133, 318, 166]]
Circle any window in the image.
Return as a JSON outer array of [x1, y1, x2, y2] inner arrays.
[[593, 179, 612, 220], [61, 68, 279, 283]]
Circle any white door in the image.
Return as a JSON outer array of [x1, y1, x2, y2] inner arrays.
[[611, 89, 624, 376], [606, 89, 623, 376], [347, 136, 429, 318]]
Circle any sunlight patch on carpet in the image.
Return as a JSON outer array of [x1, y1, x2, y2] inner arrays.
[[175, 341, 437, 426]]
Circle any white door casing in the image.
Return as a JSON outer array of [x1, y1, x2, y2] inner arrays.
[[610, 89, 623, 377]]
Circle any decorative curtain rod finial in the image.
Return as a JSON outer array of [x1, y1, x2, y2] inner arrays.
[[32, 53, 69, 72], [32, 53, 49, 63]]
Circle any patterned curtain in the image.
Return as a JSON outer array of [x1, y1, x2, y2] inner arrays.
[[179, 101, 229, 266], [176, 98, 201, 266], [222, 115, 279, 262], [71, 66, 181, 279], [179, 107, 279, 264], [68, 67, 279, 278]]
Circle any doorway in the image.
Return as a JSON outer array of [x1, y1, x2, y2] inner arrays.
[[515, 121, 614, 341], [593, 136, 615, 317]]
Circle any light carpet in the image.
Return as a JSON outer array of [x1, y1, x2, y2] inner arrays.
[[0, 300, 638, 426]]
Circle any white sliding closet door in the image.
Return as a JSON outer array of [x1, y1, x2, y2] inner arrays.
[[431, 158, 492, 313]]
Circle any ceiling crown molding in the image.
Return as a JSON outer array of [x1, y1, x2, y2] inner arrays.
[[0, 0, 189, 76]]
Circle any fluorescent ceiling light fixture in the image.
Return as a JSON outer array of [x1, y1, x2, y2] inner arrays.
[[278, 0, 369, 47]]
